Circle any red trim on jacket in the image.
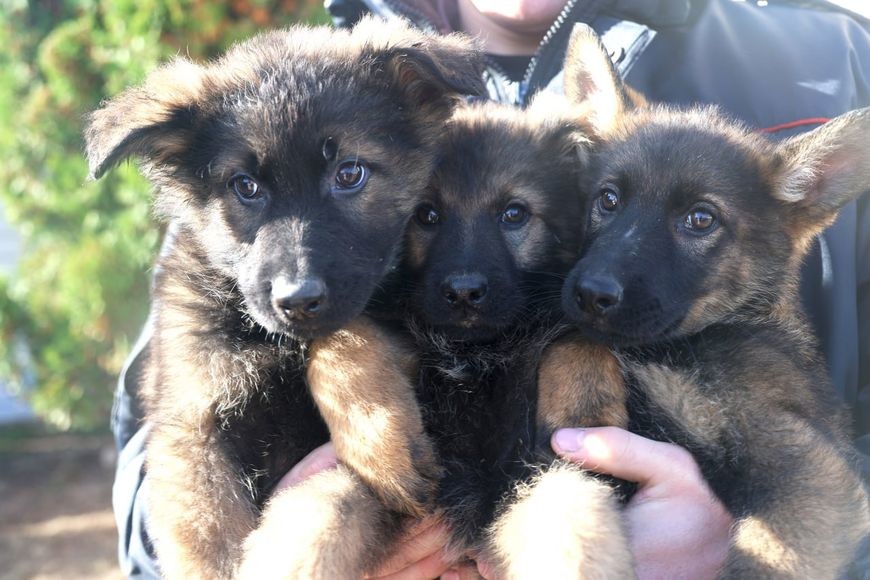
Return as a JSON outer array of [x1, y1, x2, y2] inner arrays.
[[761, 117, 830, 133]]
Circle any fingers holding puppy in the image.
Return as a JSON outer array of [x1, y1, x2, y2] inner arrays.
[[553, 427, 733, 580]]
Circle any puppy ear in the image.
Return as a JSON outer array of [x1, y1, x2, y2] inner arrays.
[[353, 16, 484, 115], [527, 92, 593, 167], [85, 59, 206, 179], [563, 24, 632, 135], [772, 107, 870, 230], [374, 38, 485, 121], [384, 40, 485, 108]]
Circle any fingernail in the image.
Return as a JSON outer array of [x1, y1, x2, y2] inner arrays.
[[553, 428, 586, 453], [442, 571, 460, 580]]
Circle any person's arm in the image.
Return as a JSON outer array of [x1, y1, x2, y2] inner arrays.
[[111, 317, 161, 579]]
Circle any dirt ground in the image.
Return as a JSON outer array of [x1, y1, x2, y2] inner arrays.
[[0, 427, 121, 580]]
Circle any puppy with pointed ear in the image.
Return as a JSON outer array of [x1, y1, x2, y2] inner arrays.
[[561, 23, 645, 136], [86, 17, 485, 580], [773, 107, 870, 241], [560, 23, 870, 580]]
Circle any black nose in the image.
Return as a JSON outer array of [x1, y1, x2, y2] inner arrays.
[[272, 277, 327, 320], [575, 275, 623, 317], [441, 273, 489, 308]]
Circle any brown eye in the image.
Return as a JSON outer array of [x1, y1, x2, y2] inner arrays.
[[501, 203, 529, 226], [415, 204, 440, 226], [334, 161, 368, 192], [229, 174, 261, 200], [684, 208, 717, 233], [599, 186, 619, 211]]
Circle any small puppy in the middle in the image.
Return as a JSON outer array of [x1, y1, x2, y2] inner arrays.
[[393, 96, 631, 577]]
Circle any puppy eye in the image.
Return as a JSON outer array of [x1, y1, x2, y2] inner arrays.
[[415, 204, 440, 226], [500, 203, 529, 226], [322, 137, 337, 161], [334, 161, 368, 193], [228, 174, 262, 201], [683, 206, 718, 234], [599, 186, 620, 212]]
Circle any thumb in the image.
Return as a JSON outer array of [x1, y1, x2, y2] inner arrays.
[[275, 441, 339, 493], [551, 427, 701, 488]]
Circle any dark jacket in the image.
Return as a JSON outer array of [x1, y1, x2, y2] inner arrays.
[[113, 1, 870, 576]]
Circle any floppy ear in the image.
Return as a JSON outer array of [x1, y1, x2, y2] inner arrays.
[[85, 59, 206, 180], [382, 40, 486, 112], [772, 107, 870, 230], [353, 16, 484, 116], [562, 23, 632, 135]]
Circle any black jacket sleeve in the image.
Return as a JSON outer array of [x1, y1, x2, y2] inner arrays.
[[111, 317, 160, 579]]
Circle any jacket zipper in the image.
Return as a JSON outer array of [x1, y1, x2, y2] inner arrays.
[[518, 0, 580, 103], [375, 0, 583, 105]]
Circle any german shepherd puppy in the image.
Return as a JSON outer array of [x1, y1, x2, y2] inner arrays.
[[560, 25, 870, 578], [85, 19, 484, 579], [392, 97, 633, 577]]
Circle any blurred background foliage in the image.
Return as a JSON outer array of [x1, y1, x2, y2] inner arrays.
[[0, 0, 329, 430]]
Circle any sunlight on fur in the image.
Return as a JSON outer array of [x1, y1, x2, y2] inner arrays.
[[490, 465, 633, 579], [732, 517, 800, 575]]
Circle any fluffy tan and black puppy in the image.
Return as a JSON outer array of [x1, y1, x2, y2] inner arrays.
[[389, 96, 633, 578], [560, 25, 870, 579], [85, 18, 484, 579]]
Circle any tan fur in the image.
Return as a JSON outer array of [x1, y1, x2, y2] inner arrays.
[[238, 467, 394, 579], [629, 363, 728, 448], [488, 464, 635, 580], [84, 16, 490, 579], [537, 335, 627, 433], [724, 423, 870, 579], [624, 354, 870, 580], [307, 316, 440, 517], [143, 276, 262, 579], [563, 23, 870, 579]]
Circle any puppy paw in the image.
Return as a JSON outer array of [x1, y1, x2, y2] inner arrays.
[[239, 468, 392, 580], [335, 427, 442, 517], [307, 316, 442, 517]]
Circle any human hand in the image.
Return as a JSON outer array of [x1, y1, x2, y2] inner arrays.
[[271, 441, 339, 494], [274, 444, 461, 579], [364, 517, 460, 580], [551, 427, 733, 580]]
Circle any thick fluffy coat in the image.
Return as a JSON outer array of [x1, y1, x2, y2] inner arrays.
[[86, 18, 483, 579], [560, 25, 870, 579]]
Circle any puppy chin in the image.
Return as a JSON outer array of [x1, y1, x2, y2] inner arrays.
[[572, 314, 685, 348], [244, 301, 351, 341], [425, 315, 507, 344]]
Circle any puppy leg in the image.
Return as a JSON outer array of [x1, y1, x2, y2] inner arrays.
[[537, 334, 628, 439], [307, 315, 440, 517], [486, 463, 634, 579], [238, 466, 399, 580], [722, 424, 869, 580], [632, 363, 870, 579], [146, 419, 258, 580]]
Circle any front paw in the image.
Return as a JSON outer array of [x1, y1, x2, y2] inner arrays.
[[239, 468, 391, 580], [336, 428, 442, 517]]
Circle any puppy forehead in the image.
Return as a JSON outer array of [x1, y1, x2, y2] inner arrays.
[[209, 129, 405, 176], [435, 108, 572, 209], [205, 75, 416, 173], [602, 110, 770, 204]]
